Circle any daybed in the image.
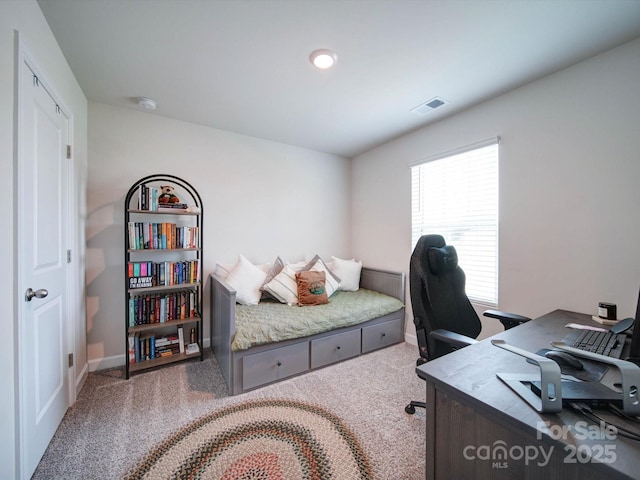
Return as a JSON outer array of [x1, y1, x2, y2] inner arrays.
[[211, 267, 406, 395]]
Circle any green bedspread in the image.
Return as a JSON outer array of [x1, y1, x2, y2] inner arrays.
[[231, 288, 404, 351]]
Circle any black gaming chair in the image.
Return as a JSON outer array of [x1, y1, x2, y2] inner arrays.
[[405, 234, 530, 414]]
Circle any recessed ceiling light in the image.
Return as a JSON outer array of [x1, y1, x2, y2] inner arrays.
[[309, 49, 337, 69], [137, 97, 157, 110]]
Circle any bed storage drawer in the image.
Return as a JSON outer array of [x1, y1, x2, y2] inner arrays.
[[361, 317, 404, 353], [311, 329, 361, 369], [242, 342, 309, 390]]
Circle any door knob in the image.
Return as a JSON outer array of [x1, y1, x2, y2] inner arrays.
[[25, 288, 48, 302]]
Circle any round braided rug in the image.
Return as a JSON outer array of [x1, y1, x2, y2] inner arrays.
[[125, 398, 372, 479]]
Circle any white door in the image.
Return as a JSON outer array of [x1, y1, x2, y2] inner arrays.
[[18, 58, 70, 479]]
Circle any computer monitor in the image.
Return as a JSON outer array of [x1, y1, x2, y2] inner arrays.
[[626, 287, 640, 363]]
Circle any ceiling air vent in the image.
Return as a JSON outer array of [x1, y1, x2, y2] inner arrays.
[[410, 97, 448, 115]]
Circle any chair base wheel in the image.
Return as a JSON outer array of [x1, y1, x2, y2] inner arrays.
[[405, 400, 426, 415]]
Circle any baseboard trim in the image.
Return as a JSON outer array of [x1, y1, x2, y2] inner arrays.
[[404, 331, 417, 346], [75, 363, 88, 391], [88, 354, 123, 372]]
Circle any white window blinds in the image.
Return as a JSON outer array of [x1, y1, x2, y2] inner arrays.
[[410, 139, 499, 305]]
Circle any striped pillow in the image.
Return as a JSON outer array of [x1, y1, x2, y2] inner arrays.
[[262, 264, 300, 305]]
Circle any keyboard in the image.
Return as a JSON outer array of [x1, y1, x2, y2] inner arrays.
[[563, 330, 627, 359]]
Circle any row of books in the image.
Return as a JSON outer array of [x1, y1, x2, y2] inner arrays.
[[128, 260, 200, 289], [129, 290, 199, 325], [128, 327, 199, 363], [128, 221, 199, 250], [137, 184, 189, 211]]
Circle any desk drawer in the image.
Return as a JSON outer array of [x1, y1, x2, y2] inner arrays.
[[362, 317, 403, 353], [242, 342, 309, 390], [311, 329, 361, 369]]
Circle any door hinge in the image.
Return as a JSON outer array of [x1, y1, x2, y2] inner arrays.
[[66, 145, 71, 159], [67, 250, 72, 263], [68, 353, 74, 368]]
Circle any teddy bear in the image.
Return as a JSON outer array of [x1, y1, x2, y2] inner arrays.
[[158, 185, 180, 204]]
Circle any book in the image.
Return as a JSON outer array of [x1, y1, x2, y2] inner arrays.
[[128, 336, 135, 363], [149, 186, 159, 211], [127, 222, 137, 250], [134, 335, 141, 362], [129, 299, 135, 326], [138, 184, 148, 210], [149, 336, 156, 359], [178, 326, 185, 353], [142, 222, 150, 249], [186, 343, 200, 355], [135, 223, 142, 249], [154, 334, 179, 347], [157, 203, 189, 211]]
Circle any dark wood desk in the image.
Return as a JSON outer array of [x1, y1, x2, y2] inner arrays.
[[416, 310, 640, 480]]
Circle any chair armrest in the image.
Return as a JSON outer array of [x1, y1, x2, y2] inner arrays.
[[483, 309, 531, 330], [430, 329, 478, 349]]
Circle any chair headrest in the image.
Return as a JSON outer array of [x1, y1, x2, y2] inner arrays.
[[427, 245, 458, 274]]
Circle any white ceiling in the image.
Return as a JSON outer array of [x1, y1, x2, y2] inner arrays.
[[38, 0, 640, 158]]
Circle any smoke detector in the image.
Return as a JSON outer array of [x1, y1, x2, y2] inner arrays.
[[410, 97, 448, 115], [137, 97, 157, 110]]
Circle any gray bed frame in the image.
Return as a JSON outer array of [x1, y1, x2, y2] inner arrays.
[[211, 267, 406, 395]]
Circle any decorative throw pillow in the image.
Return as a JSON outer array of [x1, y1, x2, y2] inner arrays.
[[304, 255, 341, 297], [296, 270, 328, 306], [288, 260, 309, 271], [262, 256, 285, 284], [261, 256, 285, 299], [330, 256, 362, 291], [262, 264, 299, 305], [216, 260, 270, 281], [214, 262, 234, 280], [225, 255, 267, 305]]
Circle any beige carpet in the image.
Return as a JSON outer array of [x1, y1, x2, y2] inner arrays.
[[32, 342, 426, 479]]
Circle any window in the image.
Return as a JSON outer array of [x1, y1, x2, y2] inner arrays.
[[411, 138, 499, 305]]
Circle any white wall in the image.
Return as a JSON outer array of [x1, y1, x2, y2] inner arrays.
[[87, 102, 351, 368], [352, 38, 640, 341], [0, 1, 87, 478]]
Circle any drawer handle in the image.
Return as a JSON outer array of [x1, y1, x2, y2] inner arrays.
[[277, 361, 282, 367], [381, 332, 386, 337], [336, 345, 341, 350]]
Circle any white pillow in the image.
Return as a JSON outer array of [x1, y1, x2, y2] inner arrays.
[[288, 260, 308, 271], [225, 255, 267, 305], [216, 260, 270, 281], [305, 255, 341, 297], [262, 264, 299, 305], [330, 256, 362, 291], [214, 262, 234, 280]]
